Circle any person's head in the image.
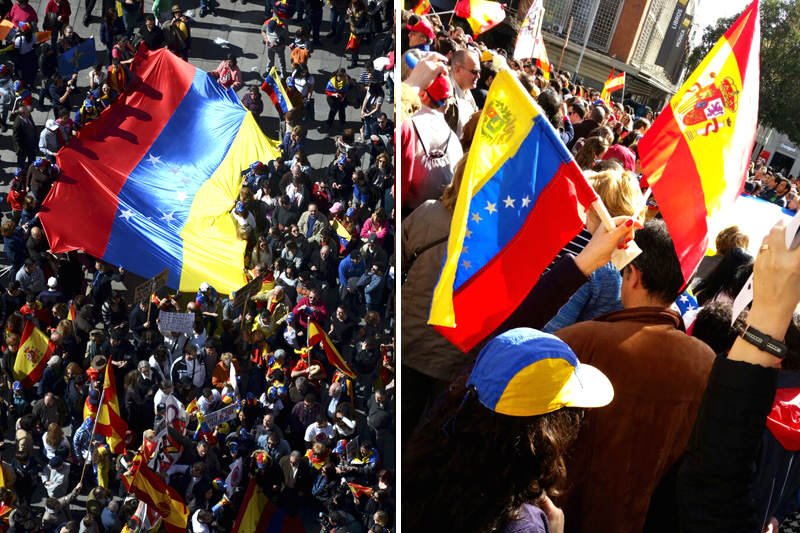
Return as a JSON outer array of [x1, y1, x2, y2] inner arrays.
[[574, 136, 610, 170], [584, 170, 643, 232], [715, 226, 749, 256], [694, 247, 753, 307], [316, 413, 328, 427], [589, 105, 606, 124], [303, 392, 315, 408], [536, 89, 564, 130], [419, 74, 451, 111], [405, 328, 612, 531], [335, 68, 347, 82], [44, 392, 54, 407], [184, 344, 198, 361], [451, 48, 481, 91], [196, 441, 209, 457], [406, 16, 434, 47], [621, 220, 684, 308], [171, 3, 182, 18], [691, 300, 738, 355], [145, 13, 155, 29], [289, 450, 302, 466], [224, 54, 237, 69], [220, 352, 233, 368], [777, 178, 790, 196]]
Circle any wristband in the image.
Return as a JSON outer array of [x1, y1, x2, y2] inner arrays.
[[740, 324, 788, 359]]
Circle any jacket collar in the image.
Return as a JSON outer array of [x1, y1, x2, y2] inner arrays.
[[592, 306, 685, 332]]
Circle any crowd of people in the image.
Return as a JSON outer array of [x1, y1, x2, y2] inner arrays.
[[0, 0, 396, 531], [400, 9, 800, 533]]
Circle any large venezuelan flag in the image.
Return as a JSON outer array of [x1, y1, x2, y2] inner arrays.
[[428, 69, 597, 353], [40, 47, 281, 294], [232, 479, 305, 533], [638, 0, 759, 282]]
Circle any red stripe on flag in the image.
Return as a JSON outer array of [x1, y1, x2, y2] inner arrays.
[[639, 105, 707, 281], [435, 164, 594, 352]]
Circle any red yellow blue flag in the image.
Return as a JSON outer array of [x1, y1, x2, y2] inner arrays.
[[428, 69, 597, 352]]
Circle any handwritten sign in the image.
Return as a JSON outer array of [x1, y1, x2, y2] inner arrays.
[[204, 403, 238, 428], [158, 311, 195, 336], [133, 268, 169, 305], [232, 276, 263, 310]]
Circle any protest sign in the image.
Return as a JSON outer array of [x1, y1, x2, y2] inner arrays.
[[158, 311, 195, 336]]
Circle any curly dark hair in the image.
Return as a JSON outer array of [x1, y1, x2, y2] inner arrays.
[[403, 377, 584, 532]]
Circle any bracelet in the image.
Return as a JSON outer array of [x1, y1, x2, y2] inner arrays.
[[740, 324, 788, 359]]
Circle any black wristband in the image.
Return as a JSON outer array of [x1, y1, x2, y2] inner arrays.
[[740, 324, 788, 359]]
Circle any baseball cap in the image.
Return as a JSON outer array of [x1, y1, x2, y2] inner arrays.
[[602, 144, 637, 172], [199, 282, 210, 292], [425, 74, 452, 107], [329, 202, 343, 214], [47, 276, 57, 288], [83, 98, 94, 109], [406, 18, 434, 41], [467, 328, 614, 416]]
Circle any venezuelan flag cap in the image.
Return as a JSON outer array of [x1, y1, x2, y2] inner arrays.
[[467, 328, 613, 417]]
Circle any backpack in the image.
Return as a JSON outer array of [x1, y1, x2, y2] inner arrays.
[[408, 117, 454, 207]]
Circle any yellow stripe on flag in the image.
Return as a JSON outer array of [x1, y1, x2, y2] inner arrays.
[[428, 69, 539, 328]]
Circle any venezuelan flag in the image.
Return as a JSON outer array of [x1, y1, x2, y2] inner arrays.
[[232, 479, 305, 533], [39, 48, 281, 294], [428, 69, 598, 352], [261, 66, 294, 114], [308, 319, 356, 379], [123, 463, 188, 533], [454, 0, 505, 35], [330, 218, 351, 253], [13, 321, 54, 388], [638, 0, 759, 282], [96, 357, 128, 454]]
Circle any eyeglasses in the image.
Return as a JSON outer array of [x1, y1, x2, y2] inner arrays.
[[458, 65, 480, 76]]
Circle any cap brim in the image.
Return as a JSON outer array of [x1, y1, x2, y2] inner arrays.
[[556, 362, 614, 410]]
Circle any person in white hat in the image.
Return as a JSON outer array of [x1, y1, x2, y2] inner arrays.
[[38, 118, 64, 162], [38, 275, 65, 309]]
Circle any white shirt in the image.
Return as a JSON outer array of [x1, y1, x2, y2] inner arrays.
[[304, 422, 335, 444]]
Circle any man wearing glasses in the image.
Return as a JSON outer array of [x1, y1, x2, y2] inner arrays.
[[445, 47, 480, 139]]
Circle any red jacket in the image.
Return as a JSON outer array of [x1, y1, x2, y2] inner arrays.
[[45, 0, 71, 19]]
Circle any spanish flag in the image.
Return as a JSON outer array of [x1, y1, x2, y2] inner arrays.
[[232, 479, 305, 533], [427, 69, 597, 352], [308, 320, 356, 379], [533, 33, 551, 81], [67, 301, 77, 321], [600, 70, 625, 103], [638, 0, 759, 282], [413, 0, 431, 15], [95, 358, 129, 454], [122, 462, 188, 533], [347, 483, 373, 499], [13, 321, 54, 388], [454, 0, 505, 35], [185, 397, 199, 415]]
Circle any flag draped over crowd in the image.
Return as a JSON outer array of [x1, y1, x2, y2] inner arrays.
[[427, 69, 598, 352], [39, 47, 281, 294], [639, 0, 760, 282]]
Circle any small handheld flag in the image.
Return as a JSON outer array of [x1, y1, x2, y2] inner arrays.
[[261, 67, 294, 114]]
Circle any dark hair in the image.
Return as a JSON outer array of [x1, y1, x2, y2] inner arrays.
[[536, 89, 563, 130], [628, 219, 684, 304], [691, 301, 738, 355], [436, 36, 457, 56], [569, 100, 586, 119], [404, 377, 584, 532], [694, 248, 753, 306]]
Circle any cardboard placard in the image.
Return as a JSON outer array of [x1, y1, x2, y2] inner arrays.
[[133, 268, 169, 304]]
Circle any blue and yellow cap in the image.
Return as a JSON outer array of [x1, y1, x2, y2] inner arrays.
[[467, 328, 613, 417]]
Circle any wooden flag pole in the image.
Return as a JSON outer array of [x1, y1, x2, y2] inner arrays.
[[556, 17, 573, 74]]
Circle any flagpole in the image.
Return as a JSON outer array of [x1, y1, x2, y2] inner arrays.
[[556, 16, 573, 74], [574, 0, 600, 80], [78, 385, 106, 485]]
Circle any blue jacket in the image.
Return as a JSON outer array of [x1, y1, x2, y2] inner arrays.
[[338, 255, 365, 287], [4, 233, 24, 269], [357, 271, 384, 308], [542, 261, 622, 333]]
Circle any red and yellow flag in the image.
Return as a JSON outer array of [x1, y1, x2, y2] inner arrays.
[[67, 301, 77, 321], [413, 0, 431, 15], [600, 70, 625, 103], [454, 0, 505, 35], [308, 320, 355, 379], [347, 483, 373, 499], [533, 33, 551, 81], [13, 321, 53, 388], [232, 479, 305, 533], [639, 0, 759, 282], [96, 358, 129, 454], [122, 462, 188, 533]]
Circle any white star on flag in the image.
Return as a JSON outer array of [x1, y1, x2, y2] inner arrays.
[[146, 153, 161, 165], [521, 195, 531, 208], [680, 295, 689, 303], [464, 228, 473, 239], [471, 212, 482, 224], [161, 211, 176, 223], [119, 209, 134, 220], [503, 195, 515, 208], [484, 201, 497, 215], [462, 260, 472, 269], [462, 246, 468, 254], [176, 191, 188, 204]]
